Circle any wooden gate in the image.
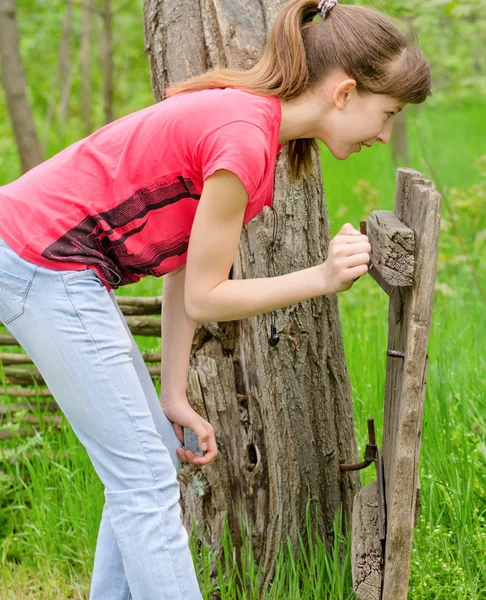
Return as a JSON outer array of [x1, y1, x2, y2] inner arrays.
[[350, 168, 441, 600]]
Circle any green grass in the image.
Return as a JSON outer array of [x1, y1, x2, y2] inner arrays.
[[1, 98, 485, 598]]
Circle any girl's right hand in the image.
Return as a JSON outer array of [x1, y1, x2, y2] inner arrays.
[[320, 223, 371, 294]]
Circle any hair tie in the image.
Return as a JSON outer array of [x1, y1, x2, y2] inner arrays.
[[318, 0, 338, 19]]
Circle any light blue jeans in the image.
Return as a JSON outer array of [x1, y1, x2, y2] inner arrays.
[[0, 237, 203, 600]]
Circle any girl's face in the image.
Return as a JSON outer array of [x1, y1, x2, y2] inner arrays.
[[312, 77, 405, 160]]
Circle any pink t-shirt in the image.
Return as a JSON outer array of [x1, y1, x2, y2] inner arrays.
[[0, 88, 282, 289]]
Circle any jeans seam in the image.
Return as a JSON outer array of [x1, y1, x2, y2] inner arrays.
[[157, 488, 187, 599], [60, 273, 89, 331], [59, 272, 158, 488]]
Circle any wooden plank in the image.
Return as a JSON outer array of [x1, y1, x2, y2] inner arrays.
[[125, 316, 161, 337], [1, 364, 161, 387], [116, 295, 162, 315], [0, 316, 161, 348], [0, 427, 29, 440], [0, 352, 34, 365], [0, 351, 160, 367], [367, 211, 415, 287], [0, 387, 53, 398], [0, 332, 19, 346], [116, 295, 162, 308], [381, 169, 441, 599], [0, 401, 58, 416], [352, 481, 382, 600]]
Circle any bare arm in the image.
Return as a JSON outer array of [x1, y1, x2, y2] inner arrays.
[[160, 264, 197, 406], [184, 170, 369, 324], [184, 170, 324, 323]]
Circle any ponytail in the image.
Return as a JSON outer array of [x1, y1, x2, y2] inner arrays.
[[167, 0, 431, 179]]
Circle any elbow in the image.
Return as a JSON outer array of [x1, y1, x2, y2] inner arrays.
[[184, 296, 210, 324]]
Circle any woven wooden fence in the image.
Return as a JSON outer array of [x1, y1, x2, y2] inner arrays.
[[0, 295, 162, 441]]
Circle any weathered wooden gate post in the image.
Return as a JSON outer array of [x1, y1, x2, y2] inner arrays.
[[351, 168, 441, 600]]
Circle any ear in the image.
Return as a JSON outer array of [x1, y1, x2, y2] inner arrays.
[[333, 78, 357, 110]]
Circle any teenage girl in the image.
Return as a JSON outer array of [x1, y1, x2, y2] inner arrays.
[[0, 0, 431, 598]]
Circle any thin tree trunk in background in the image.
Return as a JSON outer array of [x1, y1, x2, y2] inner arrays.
[[0, 0, 43, 172], [144, 0, 360, 590], [101, 0, 113, 124], [43, 0, 76, 153], [391, 109, 409, 166], [59, 0, 73, 122], [81, 0, 93, 134]]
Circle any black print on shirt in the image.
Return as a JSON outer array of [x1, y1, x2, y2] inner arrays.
[[42, 175, 200, 287]]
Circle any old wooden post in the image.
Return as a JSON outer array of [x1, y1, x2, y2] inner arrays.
[[351, 168, 441, 600]]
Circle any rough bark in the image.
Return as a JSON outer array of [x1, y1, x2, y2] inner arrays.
[[143, 0, 360, 589], [0, 0, 43, 172]]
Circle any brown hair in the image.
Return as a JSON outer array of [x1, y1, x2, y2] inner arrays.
[[167, 0, 432, 179]]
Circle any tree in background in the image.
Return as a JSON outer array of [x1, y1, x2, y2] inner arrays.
[[0, 0, 42, 172]]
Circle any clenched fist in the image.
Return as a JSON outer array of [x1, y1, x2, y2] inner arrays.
[[320, 223, 371, 294]]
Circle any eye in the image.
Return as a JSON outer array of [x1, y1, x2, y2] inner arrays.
[[386, 112, 395, 119]]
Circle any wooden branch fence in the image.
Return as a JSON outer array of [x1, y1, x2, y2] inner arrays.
[[0, 295, 162, 440]]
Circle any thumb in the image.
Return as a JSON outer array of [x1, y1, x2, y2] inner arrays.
[[340, 222, 361, 236]]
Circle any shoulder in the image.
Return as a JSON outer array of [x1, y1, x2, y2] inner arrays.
[[164, 88, 280, 137]]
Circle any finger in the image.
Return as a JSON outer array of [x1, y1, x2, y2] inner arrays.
[[341, 242, 371, 255], [192, 433, 218, 466], [344, 252, 371, 268], [177, 447, 189, 462], [340, 223, 361, 236], [343, 234, 369, 245], [192, 448, 218, 465], [197, 429, 211, 454], [173, 423, 184, 444], [348, 264, 369, 281]]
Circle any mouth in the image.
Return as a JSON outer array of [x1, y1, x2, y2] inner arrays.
[[356, 142, 371, 152]]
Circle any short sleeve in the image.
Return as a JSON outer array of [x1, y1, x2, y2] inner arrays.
[[195, 121, 269, 199]]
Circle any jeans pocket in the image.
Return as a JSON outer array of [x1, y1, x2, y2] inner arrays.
[[63, 268, 103, 286], [0, 243, 38, 324]]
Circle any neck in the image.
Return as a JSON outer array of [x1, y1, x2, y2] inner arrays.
[[278, 92, 322, 144]]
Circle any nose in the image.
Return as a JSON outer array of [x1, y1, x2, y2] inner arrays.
[[376, 120, 394, 144]]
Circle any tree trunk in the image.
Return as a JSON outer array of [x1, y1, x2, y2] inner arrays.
[[0, 0, 43, 172], [59, 0, 73, 123], [391, 108, 409, 167], [143, 0, 360, 589], [101, 0, 113, 124], [81, 0, 93, 135], [43, 0, 74, 153]]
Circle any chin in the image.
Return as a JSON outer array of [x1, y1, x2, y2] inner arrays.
[[329, 148, 350, 161]]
